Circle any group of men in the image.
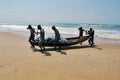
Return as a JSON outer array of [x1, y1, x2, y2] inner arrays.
[[27, 25, 60, 51], [27, 25, 94, 51], [78, 27, 94, 47]]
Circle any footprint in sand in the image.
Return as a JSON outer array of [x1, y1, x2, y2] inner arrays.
[[14, 68, 18, 72], [42, 72, 48, 76], [0, 65, 4, 68]]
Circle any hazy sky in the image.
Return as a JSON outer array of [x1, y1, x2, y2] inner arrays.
[[0, 0, 120, 24]]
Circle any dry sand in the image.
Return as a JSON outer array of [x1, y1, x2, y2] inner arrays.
[[0, 32, 120, 80]]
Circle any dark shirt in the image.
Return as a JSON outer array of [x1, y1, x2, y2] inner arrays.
[[54, 29, 60, 39], [29, 28, 36, 42], [40, 29, 45, 39], [88, 30, 94, 37], [30, 28, 36, 35], [79, 29, 84, 37], [37, 29, 45, 42]]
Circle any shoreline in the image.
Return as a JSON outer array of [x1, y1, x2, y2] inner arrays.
[[2, 31, 120, 45], [95, 37, 120, 45]]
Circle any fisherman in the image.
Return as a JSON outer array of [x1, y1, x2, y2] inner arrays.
[[78, 27, 84, 38], [37, 25, 45, 51], [52, 26, 60, 50], [27, 25, 37, 48], [88, 28, 94, 47], [78, 27, 85, 45]]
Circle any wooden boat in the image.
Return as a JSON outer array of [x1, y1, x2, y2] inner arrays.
[[30, 36, 89, 47]]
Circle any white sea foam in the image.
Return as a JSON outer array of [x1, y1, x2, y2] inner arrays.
[[95, 30, 120, 39], [0, 25, 27, 32], [0, 24, 120, 39]]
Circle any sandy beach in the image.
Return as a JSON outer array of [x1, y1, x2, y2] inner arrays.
[[0, 32, 120, 80]]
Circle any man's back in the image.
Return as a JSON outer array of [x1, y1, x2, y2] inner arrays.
[[54, 29, 60, 38], [40, 29, 45, 37]]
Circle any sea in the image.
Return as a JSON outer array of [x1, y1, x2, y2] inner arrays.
[[0, 23, 120, 44]]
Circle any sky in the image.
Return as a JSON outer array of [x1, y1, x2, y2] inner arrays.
[[0, 0, 120, 24]]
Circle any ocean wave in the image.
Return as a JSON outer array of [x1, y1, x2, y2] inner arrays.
[[0, 24, 120, 39]]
